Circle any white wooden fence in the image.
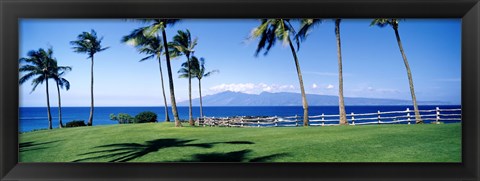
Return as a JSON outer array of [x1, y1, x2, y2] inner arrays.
[[196, 107, 461, 127]]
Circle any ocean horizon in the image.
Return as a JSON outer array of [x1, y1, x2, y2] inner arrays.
[[19, 105, 461, 132]]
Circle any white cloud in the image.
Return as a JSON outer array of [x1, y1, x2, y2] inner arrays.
[[312, 83, 318, 89], [209, 83, 296, 94], [326, 84, 334, 89]]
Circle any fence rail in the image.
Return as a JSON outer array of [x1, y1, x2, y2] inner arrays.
[[196, 107, 462, 127]]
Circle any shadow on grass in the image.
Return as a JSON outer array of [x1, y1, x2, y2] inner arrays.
[[174, 149, 289, 162], [73, 138, 254, 162], [19, 140, 62, 152]]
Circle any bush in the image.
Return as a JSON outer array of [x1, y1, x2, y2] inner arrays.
[[110, 113, 135, 124], [134, 111, 158, 123], [65, 120, 86, 127]]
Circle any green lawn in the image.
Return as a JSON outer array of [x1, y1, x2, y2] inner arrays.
[[19, 123, 461, 162]]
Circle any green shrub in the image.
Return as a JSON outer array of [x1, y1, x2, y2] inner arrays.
[[110, 113, 135, 124], [65, 120, 86, 127], [134, 111, 157, 123]]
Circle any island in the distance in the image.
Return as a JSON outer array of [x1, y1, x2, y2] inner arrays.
[[177, 91, 451, 106]]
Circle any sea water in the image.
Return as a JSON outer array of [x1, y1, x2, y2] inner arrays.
[[19, 105, 461, 132]]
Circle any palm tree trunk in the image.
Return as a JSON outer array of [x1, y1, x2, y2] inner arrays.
[[393, 26, 423, 124], [287, 37, 309, 126], [158, 56, 170, 122], [335, 19, 348, 125], [56, 81, 63, 128], [45, 75, 52, 129], [161, 29, 181, 127], [187, 55, 194, 126], [87, 56, 94, 126], [198, 78, 204, 118]]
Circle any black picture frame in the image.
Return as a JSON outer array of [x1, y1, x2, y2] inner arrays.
[[1, 0, 479, 180]]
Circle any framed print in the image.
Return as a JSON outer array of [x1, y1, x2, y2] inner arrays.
[[1, 0, 479, 180]]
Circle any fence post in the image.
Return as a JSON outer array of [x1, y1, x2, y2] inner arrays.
[[295, 114, 298, 127], [436, 107, 440, 124], [377, 110, 381, 124], [407, 108, 411, 125], [351, 112, 355, 125], [258, 119, 260, 127], [322, 113, 325, 126]]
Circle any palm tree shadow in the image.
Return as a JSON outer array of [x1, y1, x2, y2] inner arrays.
[[19, 140, 62, 152], [73, 138, 254, 162], [175, 149, 289, 162]]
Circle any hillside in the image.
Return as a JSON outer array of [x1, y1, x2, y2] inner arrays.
[[19, 123, 461, 162]]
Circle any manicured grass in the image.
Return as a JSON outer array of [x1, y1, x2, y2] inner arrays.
[[19, 123, 461, 162]]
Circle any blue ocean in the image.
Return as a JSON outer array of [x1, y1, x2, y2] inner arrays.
[[19, 105, 461, 132]]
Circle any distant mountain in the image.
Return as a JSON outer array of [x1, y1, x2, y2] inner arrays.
[[177, 91, 450, 106]]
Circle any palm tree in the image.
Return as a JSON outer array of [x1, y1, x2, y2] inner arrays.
[[249, 19, 309, 126], [122, 29, 171, 122], [170, 29, 198, 126], [70, 29, 109, 126], [19, 48, 56, 129], [136, 19, 182, 127], [371, 19, 423, 124], [51, 61, 72, 128], [178, 56, 218, 118], [297, 19, 348, 125], [334, 19, 348, 125]]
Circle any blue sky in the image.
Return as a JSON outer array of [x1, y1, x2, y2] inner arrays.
[[19, 19, 461, 107]]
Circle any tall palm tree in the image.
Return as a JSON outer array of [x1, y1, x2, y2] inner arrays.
[[19, 48, 56, 129], [297, 19, 348, 125], [170, 29, 198, 126], [122, 29, 171, 122], [178, 56, 218, 118], [334, 19, 348, 125], [136, 19, 182, 127], [250, 19, 309, 126], [70, 29, 109, 126], [51, 61, 72, 128], [371, 19, 423, 124]]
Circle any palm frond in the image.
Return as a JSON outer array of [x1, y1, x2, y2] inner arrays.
[[139, 55, 155, 62], [138, 46, 156, 55], [57, 66, 72, 72], [19, 72, 37, 85], [123, 28, 164, 63], [30, 75, 46, 93], [63, 78, 71, 90], [19, 47, 60, 93], [295, 19, 321, 49], [251, 19, 286, 56], [144, 24, 162, 37], [71, 29, 108, 58], [190, 37, 198, 50], [19, 65, 40, 72], [177, 68, 190, 78], [58, 78, 70, 90], [171, 29, 197, 59], [371, 18, 391, 27], [203, 69, 219, 78], [121, 27, 148, 45]]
